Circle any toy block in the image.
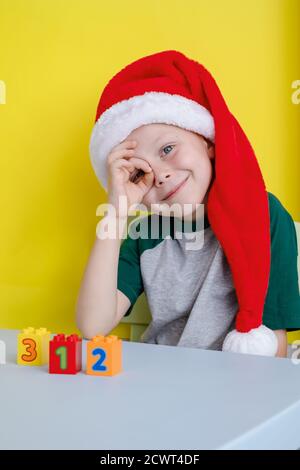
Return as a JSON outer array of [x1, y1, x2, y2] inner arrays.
[[17, 327, 51, 366], [0, 340, 6, 365], [49, 334, 82, 374], [86, 334, 122, 376]]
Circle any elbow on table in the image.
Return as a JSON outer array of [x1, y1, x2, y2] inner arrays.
[[76, 312, 114, 341]]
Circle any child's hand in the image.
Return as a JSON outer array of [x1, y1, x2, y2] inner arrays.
[[106, 139, 154, 217]]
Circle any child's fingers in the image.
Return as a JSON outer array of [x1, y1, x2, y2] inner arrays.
[[113, 158, 135, 171], [109, 139, 137, 157], [125, 157, 152, 174], [118, 138, 137, 148], [135, 168, 155, 192], [110, 156, 152, 180], [107, 147, 136, 167]]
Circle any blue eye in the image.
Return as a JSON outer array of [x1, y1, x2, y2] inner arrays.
[[161, 145, 174, 157]]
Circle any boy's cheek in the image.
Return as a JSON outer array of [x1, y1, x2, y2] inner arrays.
[[172, 153, 194, 169]]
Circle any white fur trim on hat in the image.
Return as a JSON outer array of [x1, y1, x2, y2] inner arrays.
[[222, 325, 278, 356], [89, 91, 215, 190]]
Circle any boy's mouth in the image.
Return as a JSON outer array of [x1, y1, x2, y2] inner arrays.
[[162, 176, 190, 201]]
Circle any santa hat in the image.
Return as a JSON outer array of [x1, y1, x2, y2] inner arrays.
[[89, 49, 278, 356]]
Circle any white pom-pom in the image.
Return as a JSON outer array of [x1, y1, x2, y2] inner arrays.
[[222, 325, 278, 356]]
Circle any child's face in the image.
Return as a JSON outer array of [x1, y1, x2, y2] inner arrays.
[[126, 123, 215, 219]]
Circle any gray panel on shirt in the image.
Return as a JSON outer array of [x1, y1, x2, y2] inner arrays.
[[140, 227, 238, 350]]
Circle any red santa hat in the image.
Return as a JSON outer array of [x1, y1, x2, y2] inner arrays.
[[89, 49, 278, 356]]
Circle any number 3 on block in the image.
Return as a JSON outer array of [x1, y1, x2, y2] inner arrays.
[[17, 327, 51, 366], [86, 335, 122, 376]]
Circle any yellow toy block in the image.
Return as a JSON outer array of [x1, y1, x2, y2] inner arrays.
[[17, 327, 51, 366], [86, 334, 122, 376]]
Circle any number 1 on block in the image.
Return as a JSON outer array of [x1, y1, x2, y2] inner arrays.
[[49, 334, 82, 374]]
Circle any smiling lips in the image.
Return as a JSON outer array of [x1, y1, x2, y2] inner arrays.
[[162, 176, 189, 201]]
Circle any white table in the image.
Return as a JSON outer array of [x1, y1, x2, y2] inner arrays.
[[0, 328, 300, 450]]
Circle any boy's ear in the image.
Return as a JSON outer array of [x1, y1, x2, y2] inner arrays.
[[207, 141, 215, 160], [202, 136, 215, 160]]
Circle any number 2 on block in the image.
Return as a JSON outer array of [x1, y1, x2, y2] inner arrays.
[[92, 348, 107, 371]]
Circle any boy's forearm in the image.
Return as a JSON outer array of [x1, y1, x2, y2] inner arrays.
[[274, 329, 288, 358], [76, 215, 128, 339]]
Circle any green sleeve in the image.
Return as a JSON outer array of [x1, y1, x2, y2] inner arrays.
[[117, 224, 144, 317], [263, 192, 300, 331]]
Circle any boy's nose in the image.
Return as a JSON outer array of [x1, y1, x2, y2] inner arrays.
[[152, 167, 172, 188], [154, 172, 171, 188]]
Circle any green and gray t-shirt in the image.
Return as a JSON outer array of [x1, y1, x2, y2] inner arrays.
[[117, 192, 300, 350]]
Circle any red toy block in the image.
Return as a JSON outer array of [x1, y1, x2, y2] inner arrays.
[[49, 333, 82, 374]]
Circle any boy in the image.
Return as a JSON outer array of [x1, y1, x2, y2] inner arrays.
[[76, 50, 300, 357]]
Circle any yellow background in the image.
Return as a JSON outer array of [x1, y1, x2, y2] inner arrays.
[[0, 0, 299, 335]]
